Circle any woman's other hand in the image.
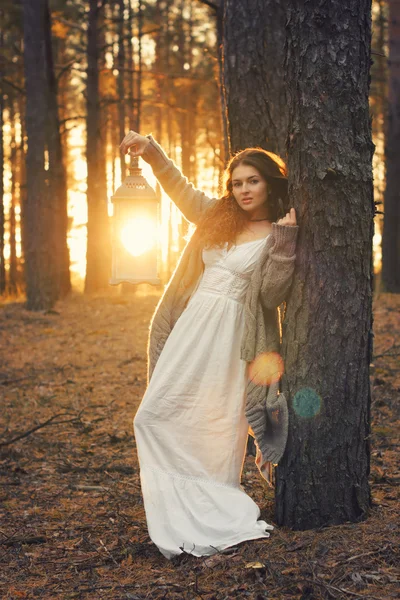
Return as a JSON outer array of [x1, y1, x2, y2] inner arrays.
[[277, 207, 297, 227], [119, 130, 150, 156]]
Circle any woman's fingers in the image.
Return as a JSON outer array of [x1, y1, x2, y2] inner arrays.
[[119, 130, 150, 155], [277, 207, 297, 226]]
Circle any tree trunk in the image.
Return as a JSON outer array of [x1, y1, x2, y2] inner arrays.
[[222, 0, 287, 155], [44, 0, 71, 298], [18, 90, 27, 276], [117, 0, 127, 180], [382, 0, 400, 292], [22, 0, 58, 311], [215, 0, 229, 164], [275, 0, 374, 529], [136, 0, 143, 132], [127, 0, 136, 128], [8, 94, 18, 295], [85, 0, 111, 293], [0, 58, 5, 294]]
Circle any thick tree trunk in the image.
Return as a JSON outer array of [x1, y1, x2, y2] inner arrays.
[[22, 0, 58, 311], [222, 0, 287, 155], [275, 0, 374, 529], [85, 0, 111, 293], [382, 0, 400, 292], [44, 0, 71, 298]]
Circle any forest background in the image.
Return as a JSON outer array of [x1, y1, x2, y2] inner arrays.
[[0, 0, 396, 300]]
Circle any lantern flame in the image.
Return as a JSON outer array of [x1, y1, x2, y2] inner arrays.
[[120, 217, 157, 257]]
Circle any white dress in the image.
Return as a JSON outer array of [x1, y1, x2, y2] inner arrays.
[[133, 236, 274, 559]]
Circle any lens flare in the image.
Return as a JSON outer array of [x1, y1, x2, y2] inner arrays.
[[293, 388, 322, 418], [120, 217, 156, 257], [248, 352, 284, 386]]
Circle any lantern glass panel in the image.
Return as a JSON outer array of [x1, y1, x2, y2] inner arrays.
[[110, 171, 160, 285]]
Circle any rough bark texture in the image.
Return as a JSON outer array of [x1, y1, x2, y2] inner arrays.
[[85, 0, 111, 293], [382, 0, 400, 292], [22, 0, 58, 310], [223, 0, 287, 155], [275, 0, 374, 529]]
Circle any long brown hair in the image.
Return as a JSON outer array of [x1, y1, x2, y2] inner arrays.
[[196, 148, 288, 249]]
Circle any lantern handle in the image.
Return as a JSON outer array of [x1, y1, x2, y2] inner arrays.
[[128, 144, 141, 175]]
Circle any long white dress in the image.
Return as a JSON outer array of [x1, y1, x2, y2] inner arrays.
[[133, 236, 274, 559]]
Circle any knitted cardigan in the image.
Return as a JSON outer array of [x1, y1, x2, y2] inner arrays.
[[142, 136, 299, 474]]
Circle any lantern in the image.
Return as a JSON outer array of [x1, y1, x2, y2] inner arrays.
[[110, 153, 160, 285]]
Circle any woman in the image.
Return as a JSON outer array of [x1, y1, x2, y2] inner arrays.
[[120, 131, 299, 559]]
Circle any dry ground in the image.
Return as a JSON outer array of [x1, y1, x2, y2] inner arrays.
[[0, 288, 399, 600]]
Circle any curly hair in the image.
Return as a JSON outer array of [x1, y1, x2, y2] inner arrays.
[[196, 148, 288, 249]]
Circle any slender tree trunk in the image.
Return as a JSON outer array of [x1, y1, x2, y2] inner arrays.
[[382, 0, 400, 292], [215, 0, 229, 164], [127, 0, 136, 128], [117, 0, 127, 179], [275, 0, 374, 529], [44, 0, 71, 298], [18, 91, 27, 275], [136, 0, 143, 131], [22, 0, 58, 310], [8, 95, 18, 295], [85, 0, 111, 293], [0, 65, 5, 294], [223, 0, 287, 155]]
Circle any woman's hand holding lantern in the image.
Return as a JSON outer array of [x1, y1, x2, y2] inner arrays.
[[119, 130, 150, 157]]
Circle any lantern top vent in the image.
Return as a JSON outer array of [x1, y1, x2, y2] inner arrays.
[[111, 155, 157, 201]]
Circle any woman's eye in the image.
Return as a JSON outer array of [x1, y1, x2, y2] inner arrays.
[[233, 182, 241, 187], [250, 179, 259, 184]]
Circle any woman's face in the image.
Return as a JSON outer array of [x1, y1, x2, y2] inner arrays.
[[231, 164, 268, 216]]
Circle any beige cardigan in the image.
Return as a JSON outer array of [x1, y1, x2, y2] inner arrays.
[[142, 136, 299, 472]]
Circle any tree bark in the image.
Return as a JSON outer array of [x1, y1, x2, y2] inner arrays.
[[22, 0, 58, 310], [222, 0, 287, 155], [275, 0, 374, 529], [85, 0, 111, 293], [44, 0, 71, 298], [382, 0, 400, 292]]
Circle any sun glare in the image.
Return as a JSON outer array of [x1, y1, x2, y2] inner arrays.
[[120, 217, 157, 257]]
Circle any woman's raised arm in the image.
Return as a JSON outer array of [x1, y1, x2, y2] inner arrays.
[[120, 131, 217, 224]]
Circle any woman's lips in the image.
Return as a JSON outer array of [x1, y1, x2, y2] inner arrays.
[[241, 198, 252, 204]]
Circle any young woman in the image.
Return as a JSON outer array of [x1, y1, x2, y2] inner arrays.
[[120, 131, 299, 559]]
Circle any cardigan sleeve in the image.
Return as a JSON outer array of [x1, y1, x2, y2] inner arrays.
[[142, 135, 217, 224], [260, 222, 299, 308]]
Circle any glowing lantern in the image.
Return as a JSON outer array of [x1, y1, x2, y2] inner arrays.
[[110, 153, 160, 285]]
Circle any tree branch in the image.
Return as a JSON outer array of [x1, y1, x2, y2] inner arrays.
[[0, 412, 83, 447]]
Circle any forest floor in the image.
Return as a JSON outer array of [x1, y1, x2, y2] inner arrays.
[[0, 288, 399, 600]]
